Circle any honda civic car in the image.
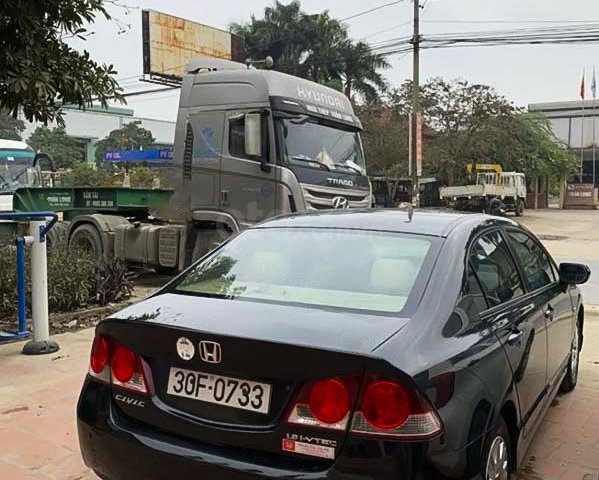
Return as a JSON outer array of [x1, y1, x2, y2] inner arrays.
[[77, 210, 590, 480]]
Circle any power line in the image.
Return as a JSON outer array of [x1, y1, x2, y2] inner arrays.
[[424, 19, 599, 25], [121, 86, 179, 98], [249, 0, 408, 52], [341, 0, 407, 23]]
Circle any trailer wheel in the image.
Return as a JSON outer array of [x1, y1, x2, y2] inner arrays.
[[69, 223, 103, 261], [515, 199, 525, 217]]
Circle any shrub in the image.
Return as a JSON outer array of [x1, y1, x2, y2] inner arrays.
[[130, 166, 156, 188], [0, 242, 134, 320], [62, 163, 111, 187]]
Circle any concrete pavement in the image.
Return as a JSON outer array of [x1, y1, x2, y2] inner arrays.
[[0, 317, 598, 479], [519, 209, 599, 306]]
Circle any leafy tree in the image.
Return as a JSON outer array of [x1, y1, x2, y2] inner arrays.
[[357, 100, 409, 176], [94, 121, 155, 163], [0, 112, 25, 140], [27, 126, 86, 168], [358, 79, 577, 187], [336, 41, 389, 102], [0, 0, 123, 124], [130, 166, 156, 188], [230, 1, 388, 100], [63, 162, 110, 187]]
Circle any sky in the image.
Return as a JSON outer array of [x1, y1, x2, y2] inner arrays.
[[69, 0, 599, 121]]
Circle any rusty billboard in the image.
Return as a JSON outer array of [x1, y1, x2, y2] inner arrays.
[[142, 10, 245, 82]]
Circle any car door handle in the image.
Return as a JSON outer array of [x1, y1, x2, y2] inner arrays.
[[507, 329, 523, 345], [545, 305, 555, 321]]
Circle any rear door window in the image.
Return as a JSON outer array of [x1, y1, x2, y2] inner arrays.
[[469, 231, 524, 307], [506, 229, 555, 291]]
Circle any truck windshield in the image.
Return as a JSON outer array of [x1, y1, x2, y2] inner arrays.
[[0, 149, 39, 192], [276, 115, 365, 175]]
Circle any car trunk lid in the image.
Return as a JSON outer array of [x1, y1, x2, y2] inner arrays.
[[99, 293, 409, 464]]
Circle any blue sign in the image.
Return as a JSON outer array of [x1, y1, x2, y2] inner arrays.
[[103, 149, 174, 163]]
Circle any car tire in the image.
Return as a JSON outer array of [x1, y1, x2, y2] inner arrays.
[[481, 417, 511, 480], [559, 323, 580, 393], [69, 223, 103, 261]]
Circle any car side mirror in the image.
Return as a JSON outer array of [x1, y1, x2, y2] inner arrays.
[[559, 263, 591, 285]]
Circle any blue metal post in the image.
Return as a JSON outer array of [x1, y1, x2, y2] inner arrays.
[[16, 236, 27, 335]]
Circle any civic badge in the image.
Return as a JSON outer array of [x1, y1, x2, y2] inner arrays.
[[176, 337, 195, 361]]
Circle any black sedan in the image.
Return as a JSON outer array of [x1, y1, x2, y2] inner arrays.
[[77, 210, 590, 480]]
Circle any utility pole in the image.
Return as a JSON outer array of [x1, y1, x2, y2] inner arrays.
[[410, 0, 421, 206]]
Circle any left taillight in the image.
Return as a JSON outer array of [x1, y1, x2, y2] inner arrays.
[[286, 377, 358, 431], [88, 334, 149, 394]]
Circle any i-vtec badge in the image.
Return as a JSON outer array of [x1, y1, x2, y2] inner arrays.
[[115, 394, 145, 408], [327, 177, 354, 188], [282, 433, 337, 459]]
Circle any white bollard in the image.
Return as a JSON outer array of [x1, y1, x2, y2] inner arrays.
[[22, 219, 59, 355]]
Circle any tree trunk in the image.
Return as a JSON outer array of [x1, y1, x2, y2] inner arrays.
[[447, 164, 455, 186], [534, 176, 539, 210], [344, 79, 352, 99], [559, 172, 567, 209]]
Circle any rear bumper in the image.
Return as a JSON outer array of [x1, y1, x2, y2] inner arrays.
[[77, 381, 479, 480]]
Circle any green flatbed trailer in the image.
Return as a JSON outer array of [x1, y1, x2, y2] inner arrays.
[[12, 186, 173, 219], [1, 186, 191, 273]]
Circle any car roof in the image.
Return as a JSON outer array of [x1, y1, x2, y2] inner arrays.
[[254, 209, 519, 238]]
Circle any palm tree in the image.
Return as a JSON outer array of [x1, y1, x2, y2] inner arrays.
[[337, 41, 389, 102], [230, 2, 389, 101]]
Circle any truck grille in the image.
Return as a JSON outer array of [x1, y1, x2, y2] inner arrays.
[[300, 184, 371, 210]]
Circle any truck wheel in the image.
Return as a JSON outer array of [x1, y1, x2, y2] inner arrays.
[[69, 224, 103, 261], [46, 222, 69, 250], [154, 266, 179, 276], [515, 199, 524, 217], [192, 226, 230, 263]]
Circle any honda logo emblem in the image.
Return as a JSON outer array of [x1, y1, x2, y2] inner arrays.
[[332, 196, 349, 209], [198, 341, 222, 364]]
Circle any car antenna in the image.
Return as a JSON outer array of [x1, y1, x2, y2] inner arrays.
[[398, 202, 414, 222]]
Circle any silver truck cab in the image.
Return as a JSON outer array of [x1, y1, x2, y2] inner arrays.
[[164, 58, 371, 238]]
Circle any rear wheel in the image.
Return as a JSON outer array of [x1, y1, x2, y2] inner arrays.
[[482, 417, 511, 480], [560, 323, 580, 393], [69, 223, 103, 261]]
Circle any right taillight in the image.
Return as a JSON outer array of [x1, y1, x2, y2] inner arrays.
[[350, 377, 442, 440], [286, 375, 442, 440], [88, 334, 149, 395]]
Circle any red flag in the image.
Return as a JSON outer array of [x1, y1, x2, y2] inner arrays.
[[580, 70, 586, 100]]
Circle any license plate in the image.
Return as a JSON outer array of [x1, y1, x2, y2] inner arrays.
[[166, 367, 271, 414]]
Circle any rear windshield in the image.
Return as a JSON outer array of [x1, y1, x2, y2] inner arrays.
[[172, 228, 436, 314]]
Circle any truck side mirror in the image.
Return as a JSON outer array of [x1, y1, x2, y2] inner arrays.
[[245, 114, 262, 158], [245, 113, 270, 173]]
